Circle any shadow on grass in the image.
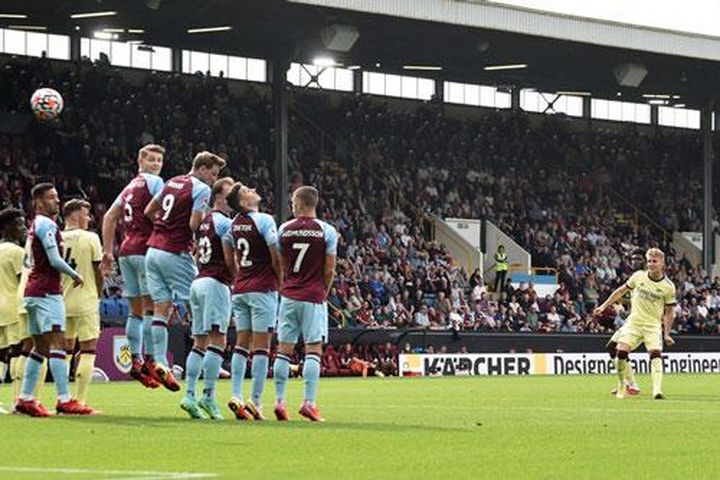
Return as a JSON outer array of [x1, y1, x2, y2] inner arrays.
[[49, 414, 472, 434]]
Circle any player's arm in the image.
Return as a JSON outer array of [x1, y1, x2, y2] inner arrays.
[[93, 261, 103, 297], [144, 198, 161, 221], [190, 184, 211, 232], [39, 224, 83, 287], [663, 304, 676, 346], [323, 254, 337, 296], [269, 247, 283, 286], [592, 284, 631, 316], [101, 203, 122, 276], [222, 241, 237, 277]]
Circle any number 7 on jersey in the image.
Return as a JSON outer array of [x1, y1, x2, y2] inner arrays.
[[292, 242, 310, 273]]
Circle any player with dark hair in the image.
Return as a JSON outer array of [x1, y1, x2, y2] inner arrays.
[[144, 151, 226, 391]]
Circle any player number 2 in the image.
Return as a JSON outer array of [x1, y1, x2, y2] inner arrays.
[[236, 238, 253, 267], [292, 243, 310, 273], [197, 237, 212, 264], [161, 194, 175, 221]]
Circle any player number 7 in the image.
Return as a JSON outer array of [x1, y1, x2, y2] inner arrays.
[[292, 243, 310, 273]]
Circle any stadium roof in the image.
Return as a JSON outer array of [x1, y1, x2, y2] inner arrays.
[[3, 0, 719, 109]]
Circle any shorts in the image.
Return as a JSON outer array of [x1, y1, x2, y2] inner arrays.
[[232, 291, 278, 333], [145, 248, 197, 303], [276, 297, 328, 345], [0, 324, 11, 349], [65, 311, 101, 342], [25, 295, 65, 336], [7, 313, 29, 345], [119, 255, 149, 298], [616, 322, 663, 352], [189, 277, 232, 336], [606, 328, 623, 347]]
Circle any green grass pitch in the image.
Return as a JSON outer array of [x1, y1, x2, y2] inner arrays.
[[1, 374, 718, 479]]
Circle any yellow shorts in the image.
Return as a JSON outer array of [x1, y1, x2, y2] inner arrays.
[[617, 322, 663, 352], [2, 313, 28, 347], [607, 328, 623, 346], [0, 324, 11, 349], [65, 312, 100, 343]]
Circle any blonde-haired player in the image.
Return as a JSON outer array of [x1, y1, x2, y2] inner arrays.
[[62, 199, 103, 413], [594, 248, 676, 399]]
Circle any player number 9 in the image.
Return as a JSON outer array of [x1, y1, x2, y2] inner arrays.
[[161, 194, 175, 221]]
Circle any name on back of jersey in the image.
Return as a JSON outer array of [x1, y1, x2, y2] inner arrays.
[[281, 229, 323, 238], [167, 180, 185, 190]]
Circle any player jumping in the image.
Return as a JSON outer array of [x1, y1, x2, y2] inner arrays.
[[144, 151, 226, 391]]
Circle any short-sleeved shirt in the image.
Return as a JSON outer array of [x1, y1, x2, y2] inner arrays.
[[147, 174, 211, 254], [196, 211, 233, 286], [223, 211, 279, 294], [25, 215, 64, 297], [0, 242, 24, 325], [278, 216, 338, 304], [624, 270, 677, 327], [61, 229, 103, 316], [112, 172, 164, 256]]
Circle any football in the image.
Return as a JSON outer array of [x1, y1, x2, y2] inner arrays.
[[30, 87, 64, 121]]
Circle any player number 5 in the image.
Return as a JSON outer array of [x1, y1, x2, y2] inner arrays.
[[123, 194, 133, 222], [292, 242, 310, 273]]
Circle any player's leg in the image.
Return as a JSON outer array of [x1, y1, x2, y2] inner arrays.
[[298, 302, 327, 422], [119, 257, 145, 368], [0, 336, 8, 414], [226, 294, 251, 419], [180, 280, 209, 419], [274, 297, 299, 421], [607, 332, 639, 395], [244, 292, 277, 420], [645, 327, 665, 399], [41, 296, 92, 415], [72, 312, 101, 412], [197, 279, 230, 420], [140, 295, 158, 383], [145, 249, 180, 390]]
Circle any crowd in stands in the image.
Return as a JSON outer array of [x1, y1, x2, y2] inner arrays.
[[1, 53, 719, 337]]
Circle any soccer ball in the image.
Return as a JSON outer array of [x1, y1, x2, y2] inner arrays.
[[30, 87, 64, 121]]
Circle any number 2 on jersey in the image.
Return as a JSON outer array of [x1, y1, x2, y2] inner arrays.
[[236, 238, 253, 267], [292, 243, 310, 273], [161, 194, 175, 221]]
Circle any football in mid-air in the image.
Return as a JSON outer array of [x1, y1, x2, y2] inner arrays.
[[30, 87, 64, 121]]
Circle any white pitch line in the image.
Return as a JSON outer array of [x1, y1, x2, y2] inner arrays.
[[0, 466, 218, 479]]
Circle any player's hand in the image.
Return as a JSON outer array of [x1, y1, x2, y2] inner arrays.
[[72, 274, 84, 288], [664, 334, 675, 347], [101, 252, 115, 277]]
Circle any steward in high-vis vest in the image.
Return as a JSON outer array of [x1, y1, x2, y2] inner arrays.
[[494, 245, 508, 295]]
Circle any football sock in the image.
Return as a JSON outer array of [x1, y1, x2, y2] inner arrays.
[[202, 345, 223, 401], [142, 315, 154, 360], [185, 347, 205, 399], [251, 349, 269, 406], [126, 314, 144, 358], [273, 353, 291, 403], [49, 349, 70, 402], [20, 352, 43, 400], [231, 346, 248, 401], [651, 357, 663, 394], [151, 315, 169, 367], [302, 353, 321, 405], [75, 351, 95, 404]]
